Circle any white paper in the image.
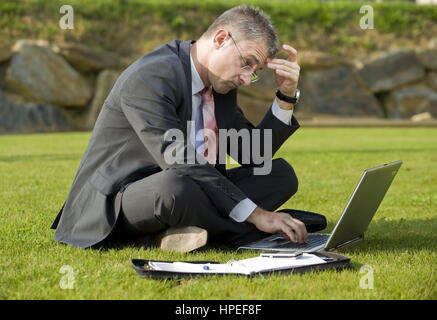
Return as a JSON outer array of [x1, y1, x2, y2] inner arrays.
[[235, 253, 327, 273], [147, 253, 326, 275], [148, 261, 241, 274]]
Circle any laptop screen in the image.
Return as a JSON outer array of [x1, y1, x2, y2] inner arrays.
[[325, 160, 402, 251]]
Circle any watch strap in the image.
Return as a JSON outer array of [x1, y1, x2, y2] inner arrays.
[[276, 89, 299, 104]]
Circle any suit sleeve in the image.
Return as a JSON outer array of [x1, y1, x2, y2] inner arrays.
[[119, 61, 249, 216]]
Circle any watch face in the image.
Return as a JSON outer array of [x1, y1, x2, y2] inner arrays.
[[295, 89, 300, 102]]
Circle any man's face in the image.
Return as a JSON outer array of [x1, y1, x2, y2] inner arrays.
[[208, 32, 268, 94]]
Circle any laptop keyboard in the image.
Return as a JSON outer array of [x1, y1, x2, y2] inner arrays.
[[277, 233, 330, 251]]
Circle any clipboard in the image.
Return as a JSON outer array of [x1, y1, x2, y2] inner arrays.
[[131, 251, 350, 279]]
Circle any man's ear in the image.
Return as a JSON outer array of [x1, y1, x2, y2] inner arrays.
[[212, 29, 229, 49]]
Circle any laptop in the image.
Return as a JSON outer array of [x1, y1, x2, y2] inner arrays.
[[238, 160, 403, 254]]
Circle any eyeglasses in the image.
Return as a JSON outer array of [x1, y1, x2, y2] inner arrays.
[[228, 32, 259, 83]]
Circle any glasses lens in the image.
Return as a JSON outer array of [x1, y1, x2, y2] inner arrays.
[[241, 65, 258, 83], [241, 65, 252, 73], [250, 73, 259, 83]]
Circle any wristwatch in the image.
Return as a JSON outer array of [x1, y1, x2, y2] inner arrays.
[[275, 88, 300, 105]]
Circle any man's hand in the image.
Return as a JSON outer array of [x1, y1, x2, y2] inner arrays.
[[267, 44, 300, 110], [246, 206, 308, 243]]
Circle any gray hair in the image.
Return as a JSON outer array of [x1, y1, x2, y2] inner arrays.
[[201, 5, 279, 58]]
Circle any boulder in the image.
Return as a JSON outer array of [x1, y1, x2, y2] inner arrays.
[[417, 49, 437, 70], [0, 90, 71, 134], [356, 50, 426, 92], [427, 72, 437, 90], [5, 40, 92, 107], [85, 69, 121, 129], [299, 66, 383, 117], [385, 85, 437, 118], [56, 43, 127, 72], [298, 51, 349, 70], [411, 112, 432, 122], [429, 38, 437, 50]]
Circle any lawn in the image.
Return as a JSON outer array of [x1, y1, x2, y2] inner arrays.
[[0, 127, 436, 300]]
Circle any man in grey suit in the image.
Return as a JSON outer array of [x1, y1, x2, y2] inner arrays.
[[51, 5, 309, 251]]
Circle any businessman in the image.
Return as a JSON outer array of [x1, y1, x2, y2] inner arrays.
[[51, 5, 312, 251]]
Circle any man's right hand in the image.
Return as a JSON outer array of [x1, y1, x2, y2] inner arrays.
[[246, 206, 308, 243]]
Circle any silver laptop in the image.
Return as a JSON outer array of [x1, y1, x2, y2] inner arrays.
[[238, 160, 403, 254]]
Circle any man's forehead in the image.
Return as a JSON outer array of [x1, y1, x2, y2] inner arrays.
[[241, 40, 269, 66]]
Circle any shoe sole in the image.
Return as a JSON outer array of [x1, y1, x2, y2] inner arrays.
[[156, 226, 208, 253]]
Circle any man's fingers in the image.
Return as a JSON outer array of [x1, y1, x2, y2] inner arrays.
[[267, 60, 300, 82], [267, 60, 300, 70], [284, 218, 307, 244], [277, 215, 307, 243], [267, 62, 300, 73], [281, 228, 298, 243], [294, 218, 308, 243], [279, 230, 296, 243], [267, 62, 300, 81], [282, 44, 297, 63], [273, 68, 300, 79]]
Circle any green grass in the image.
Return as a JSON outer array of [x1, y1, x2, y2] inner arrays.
[[0, 128, 436, 299]]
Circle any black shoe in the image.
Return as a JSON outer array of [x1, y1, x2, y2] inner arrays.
[[276, 208, 327, 233]]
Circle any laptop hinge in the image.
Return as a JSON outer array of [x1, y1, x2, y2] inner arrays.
[[330, 235, 364, 252]]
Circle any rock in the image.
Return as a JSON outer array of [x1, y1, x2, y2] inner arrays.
[[85, 69, 121, 129], [429, 38, 437, 50], [411, 112, 432, 122], [1, 91, 32, 105], [427, 72, 437, 90], [56, 43, 127, 72], [299, 66, 383, 117], [417, 49, 437, 70], [356, 50, 426, 92], [386, 85, 437, 118], [12, 39, 58, 52], [0, 90, 71, 134], [5, 40, 92, 107], [298, 51, 349, 70]]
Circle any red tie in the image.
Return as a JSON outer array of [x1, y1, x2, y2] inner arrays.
[[201, 87, 218, 165]]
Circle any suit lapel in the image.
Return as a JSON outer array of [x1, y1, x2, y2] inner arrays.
[[179, 40, 195, 123], [213, 88, 238, 130], [213, 89, 238, 177]]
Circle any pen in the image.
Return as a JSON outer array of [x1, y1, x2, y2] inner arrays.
[[261, 252, 303, 258]]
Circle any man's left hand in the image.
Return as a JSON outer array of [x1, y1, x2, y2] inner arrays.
[[267, 44, 300, 98]]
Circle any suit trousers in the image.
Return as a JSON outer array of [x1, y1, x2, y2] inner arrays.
[[113, 158, 298, 247]]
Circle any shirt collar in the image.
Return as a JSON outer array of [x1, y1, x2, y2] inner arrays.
[[190, 51, 206, 95]]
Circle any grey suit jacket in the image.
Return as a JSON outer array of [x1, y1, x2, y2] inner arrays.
[[51, 40, 300, 248]]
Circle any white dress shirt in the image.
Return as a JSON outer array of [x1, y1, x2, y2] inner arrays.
[[189, 53, 293, 222]]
